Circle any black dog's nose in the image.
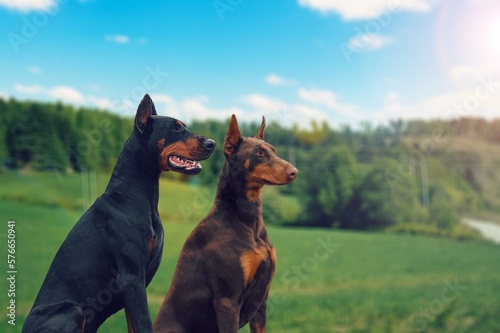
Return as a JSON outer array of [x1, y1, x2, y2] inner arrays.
[[203, 139, 216, 150]]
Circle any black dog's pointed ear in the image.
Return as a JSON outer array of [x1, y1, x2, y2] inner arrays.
[[135, 94, 157, 134], [254, 116, 266, 141], [224, 114, 242, 157]]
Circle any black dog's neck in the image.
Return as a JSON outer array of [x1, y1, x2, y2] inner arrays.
[[105, 134, 161, 206], [214, 161, 264, 230]]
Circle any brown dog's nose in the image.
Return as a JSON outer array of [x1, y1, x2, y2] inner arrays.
[[287, 166, 299, 180]]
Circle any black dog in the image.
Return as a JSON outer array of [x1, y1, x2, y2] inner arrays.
[[22, 94, 215, 333], [153, 115, 298, 333]]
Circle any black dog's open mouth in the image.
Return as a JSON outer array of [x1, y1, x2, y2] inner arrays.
[[168, 155, 202, 172]]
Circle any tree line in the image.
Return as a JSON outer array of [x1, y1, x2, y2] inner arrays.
[[1, 97, 497, 236]]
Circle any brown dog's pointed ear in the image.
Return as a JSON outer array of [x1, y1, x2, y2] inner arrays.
[[135, 94, 157, 134], [224, 114, 242, 157], [254, 116, 266, 140]]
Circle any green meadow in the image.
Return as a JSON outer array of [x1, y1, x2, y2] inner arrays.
[[1, 172, 499, 333]]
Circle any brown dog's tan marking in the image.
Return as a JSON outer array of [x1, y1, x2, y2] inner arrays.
[[240, 248, 267, 287], [269, 246, 277, 269]]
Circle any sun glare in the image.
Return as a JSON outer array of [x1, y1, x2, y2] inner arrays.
[[484, 19, 500, 55]]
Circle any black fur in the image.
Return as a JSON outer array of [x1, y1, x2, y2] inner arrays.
[[22, 94, 215, 333]]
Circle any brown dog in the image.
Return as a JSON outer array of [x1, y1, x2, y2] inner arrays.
[[154, 115, 298, 332]]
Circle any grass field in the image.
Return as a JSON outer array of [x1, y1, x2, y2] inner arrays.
[[1, 172, 500, 333]]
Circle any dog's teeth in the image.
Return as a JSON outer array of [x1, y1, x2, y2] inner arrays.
[[169, 155, 200, 169]]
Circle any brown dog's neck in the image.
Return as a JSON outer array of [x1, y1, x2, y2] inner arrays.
[[214, 161, 264, 231]]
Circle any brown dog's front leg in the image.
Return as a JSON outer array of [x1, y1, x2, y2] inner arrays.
[[249, 301, 267, 333], [214, 297, 240, 333]]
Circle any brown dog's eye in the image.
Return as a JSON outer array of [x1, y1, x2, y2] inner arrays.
[[256, 148, 265, 157]]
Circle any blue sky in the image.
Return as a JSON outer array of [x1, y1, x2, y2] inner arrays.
[[1, 0, 500, 128]]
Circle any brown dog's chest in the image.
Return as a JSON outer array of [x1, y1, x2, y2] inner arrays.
[[240, 244, 277, 288]]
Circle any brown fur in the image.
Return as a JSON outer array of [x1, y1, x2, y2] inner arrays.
[[153, 115, 298, 333]]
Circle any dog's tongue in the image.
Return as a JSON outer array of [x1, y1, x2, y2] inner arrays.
[[169, 155, 201, 170]]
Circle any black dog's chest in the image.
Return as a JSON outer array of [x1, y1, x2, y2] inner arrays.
[[145, 215, 164, 285]]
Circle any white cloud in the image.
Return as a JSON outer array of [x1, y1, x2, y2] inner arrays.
[[48, 86, 85, 103], [151, 93, 244, 124], [265, 73, 297, 86], [105, 35, 130, 44], [298, 0, 438, 20], [13, 83, 115, 109], [14, 83, 44, 94], [0, 0, 57, 12], [297, 87, 364, 124], [241, 94, 288, 112], [241, 92, 361, 128], [449, 65, 500, 87], [150, 94, 175, 107], [348, 33, 395, 52], [149, 85, 500, 130], [373, 91, 462, 123], [298, 87, 337, 108], [240, 94, 298, 125], [373, 78, 500, 124], [288, 104, 329, 127], [87, 95, 114, 109]]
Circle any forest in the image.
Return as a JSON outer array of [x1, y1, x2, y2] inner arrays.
[[2, 97, 500, 238]]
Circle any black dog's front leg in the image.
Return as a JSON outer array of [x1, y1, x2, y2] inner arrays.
[[116, 242, 153, 333], [119, 273, 153, 333]]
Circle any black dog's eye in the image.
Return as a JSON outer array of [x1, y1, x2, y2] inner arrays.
[[172, 125, 182, 132], [256, 148, 265, 157]]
